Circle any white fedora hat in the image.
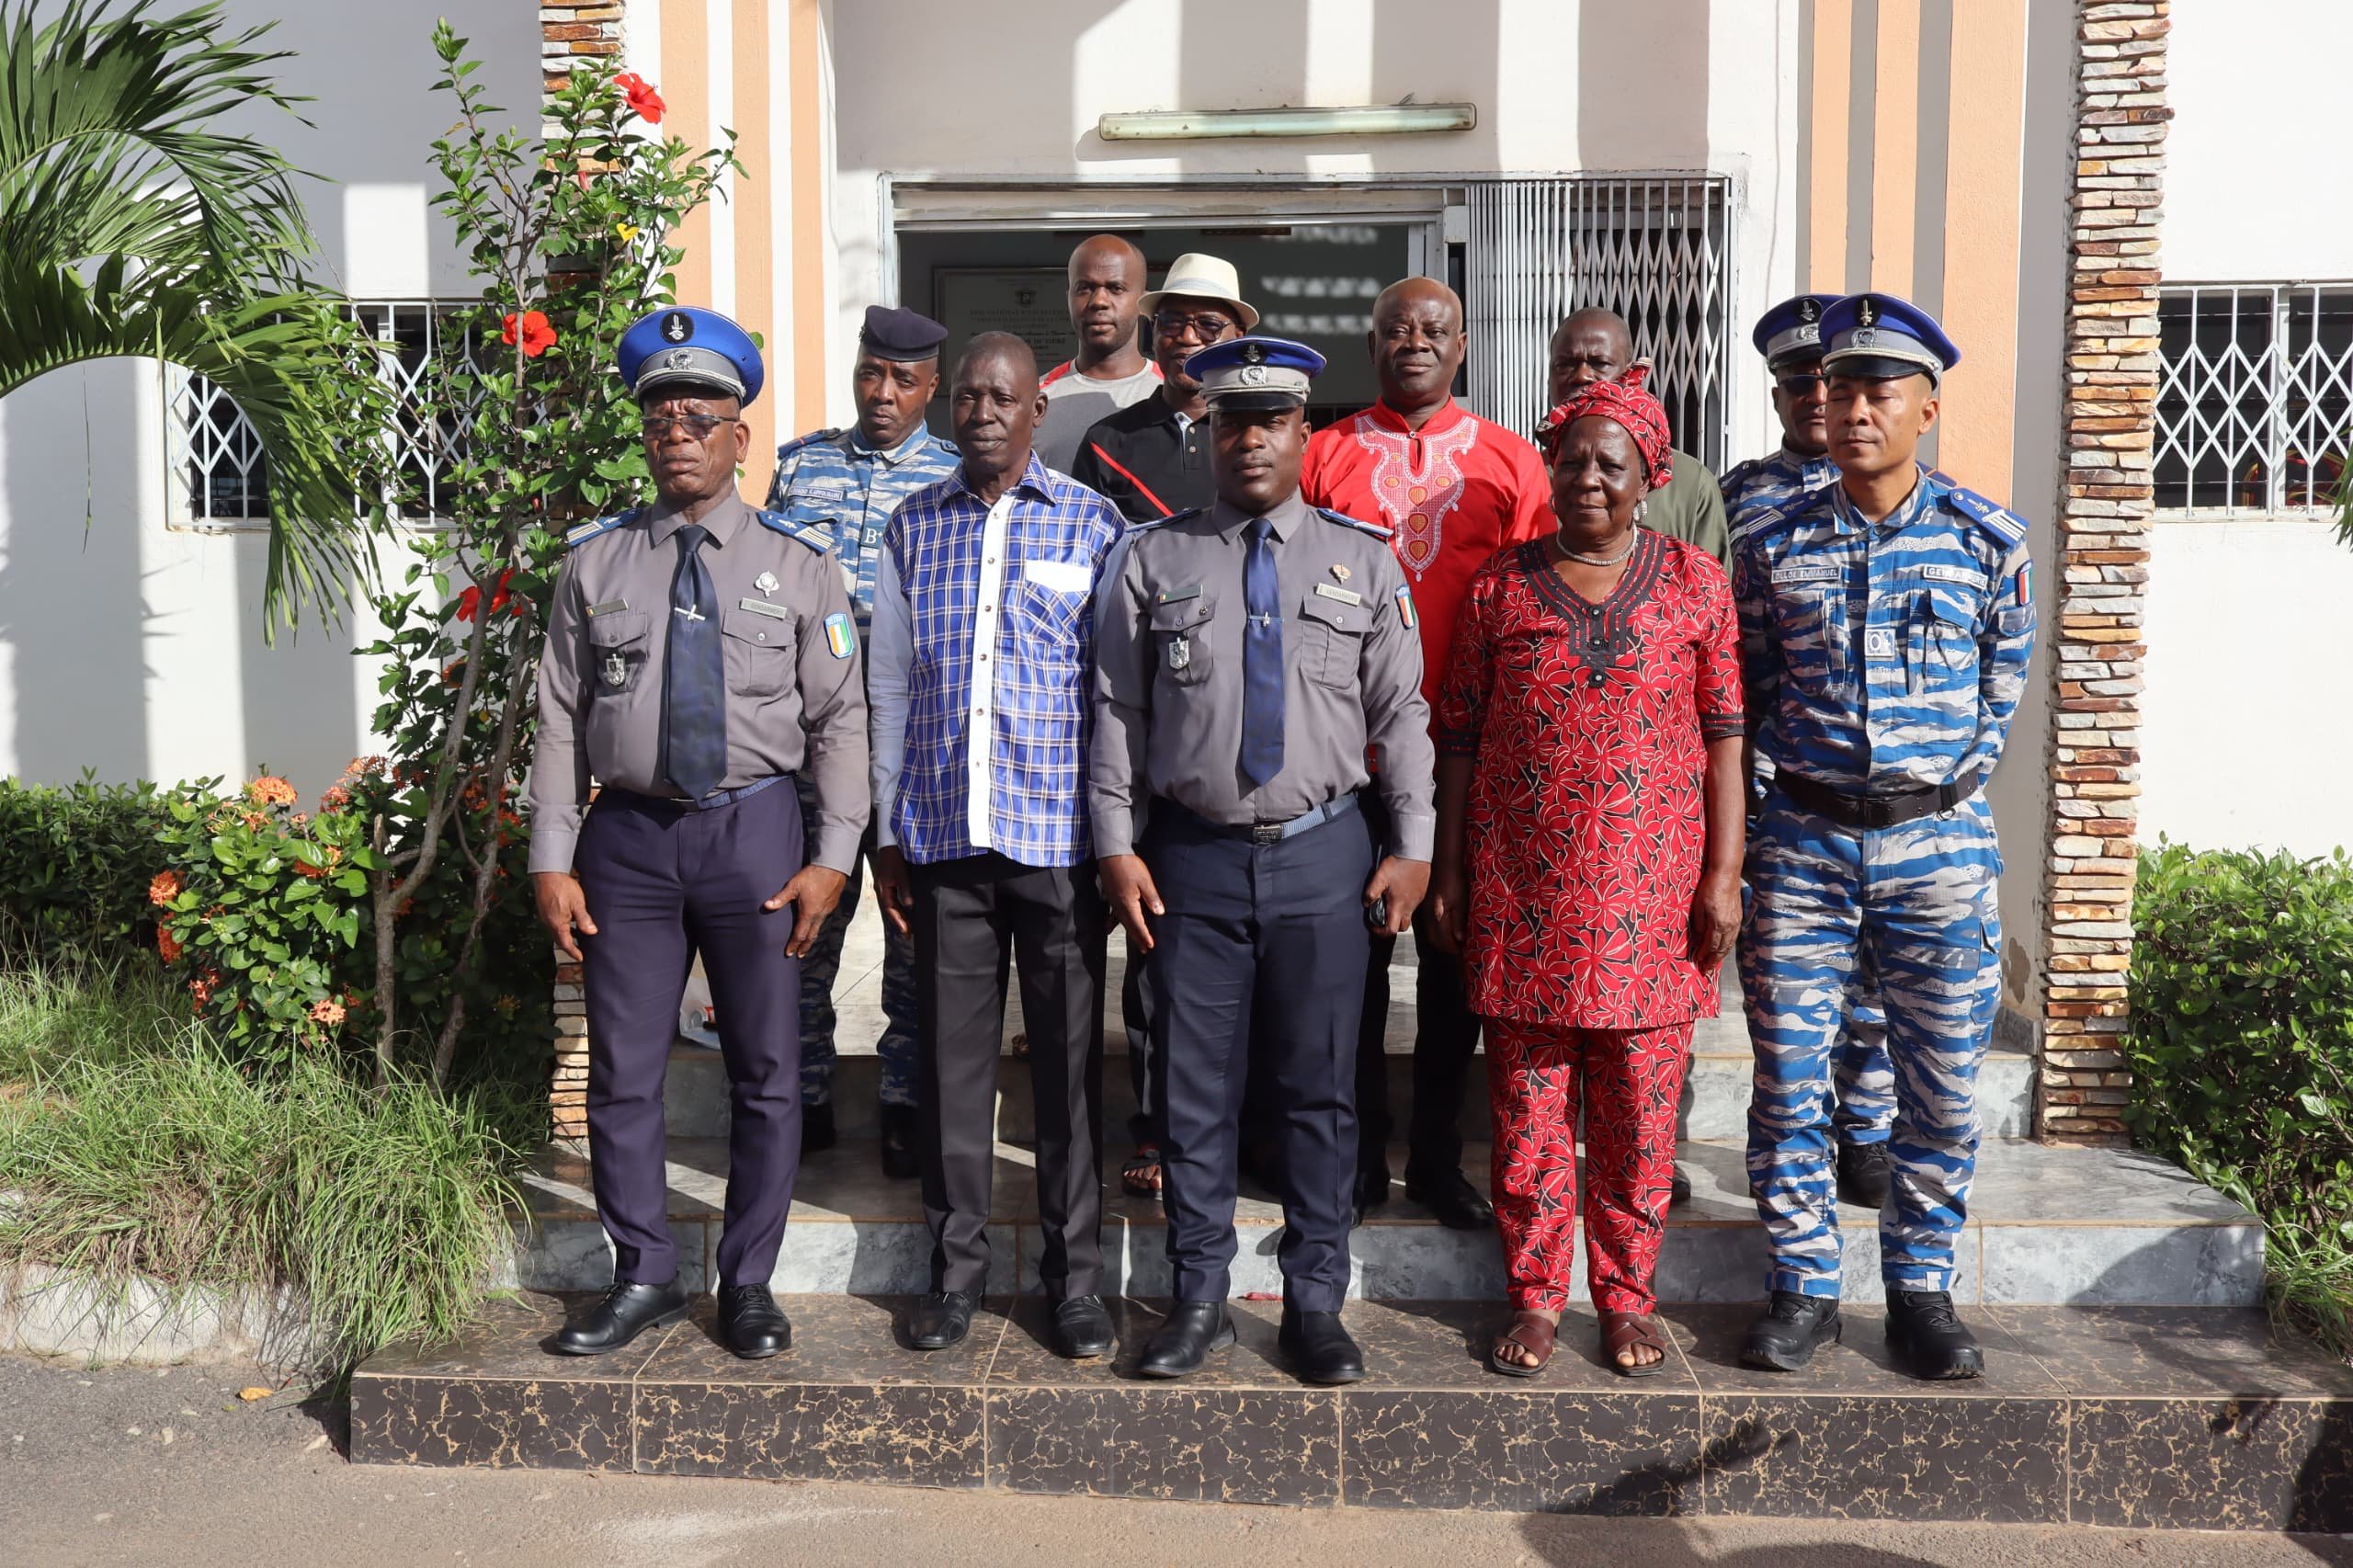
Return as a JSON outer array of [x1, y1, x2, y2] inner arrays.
[[1139, 252, 1260, 331]]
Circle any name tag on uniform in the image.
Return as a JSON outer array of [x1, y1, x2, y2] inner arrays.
[[1916, 562, 1990, 588], [737, 597, 792, 621], [585, 598, 629, 618], [1313, 583, 1365, 607], [1156, 583, 1201, 605], [1865, 628, 1898, 659], [1772, 564, 1843, 585]]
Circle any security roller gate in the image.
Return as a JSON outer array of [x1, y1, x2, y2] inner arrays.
[[1463, 176, 1734, 472]]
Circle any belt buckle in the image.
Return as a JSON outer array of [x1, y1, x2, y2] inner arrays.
[[1859, 794, 1901, 830], [1249, 822, 1284, 846]]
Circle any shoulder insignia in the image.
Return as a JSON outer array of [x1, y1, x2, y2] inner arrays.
[[563, 509, 641, 551], [1726, 491, 1821, 548], [775, 427, 844, 459], [1131, 506, 1205, 535], [754, 508, 840, 556], [1719, 457, 1761, 491], [1316, 506, 1394, 541], [1944, 483, 2029, 545]]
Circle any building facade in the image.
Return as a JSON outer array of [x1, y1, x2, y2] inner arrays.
[[0, 1, 2344, 1142]]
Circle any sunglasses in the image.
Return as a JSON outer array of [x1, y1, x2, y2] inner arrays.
[[1775, 374, 1828, 396], [642, 414, 742, 440]]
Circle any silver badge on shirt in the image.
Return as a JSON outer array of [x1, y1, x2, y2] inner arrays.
[[1167, 634, 1191, 672], [601, 651, 629, 688]]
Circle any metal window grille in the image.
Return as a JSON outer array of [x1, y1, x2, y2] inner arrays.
[[1462, 176, 1734, 471], [2154, 283, 2353, 515], [171, 300, 483, 524]]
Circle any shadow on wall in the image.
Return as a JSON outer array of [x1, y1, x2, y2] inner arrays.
[[0, 362, 152, 785], [233, 538, 360, 798], [1579, 0, 1711, 173]]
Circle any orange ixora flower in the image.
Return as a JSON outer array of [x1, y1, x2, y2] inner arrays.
[[148, 869, 184, 907], [308, 999, 347, 1028], [247, 776, 298, 807], [156, 926, 183, 963]]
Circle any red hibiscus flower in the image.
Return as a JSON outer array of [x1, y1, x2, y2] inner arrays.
[[502, 310, 557, 358], [455, 570, 524, 623], [617, 72, 665, 125]]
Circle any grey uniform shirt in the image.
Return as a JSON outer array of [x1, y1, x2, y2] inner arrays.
[[527, 493, 871, 877], [1091, 493, 1437, 861]]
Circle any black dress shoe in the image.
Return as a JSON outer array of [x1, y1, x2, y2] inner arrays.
[[1279, 1307, 1366, 1385], [1836, 1140, 1893, 1210], [907, 1289, 981, 1350], [878, 1104, 919, 1181], [1669, 1165, 1693, 1205], [1049, 1294, 1116, 1358], [549, 1278, 688, 1356], [717, 1284, 791, 1358], [1405, 1167, 1495, 1231], [1741, 1290, 1843, 1371], [1351, 1166, 1392, 1228], [1137, 1301, 1234, 1379], [1886, 1290, 1984, 1380], [801, 1100, 837, 1155]]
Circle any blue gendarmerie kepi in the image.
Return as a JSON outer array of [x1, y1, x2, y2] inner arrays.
[[857, 303, 950, 362], [1818, 292, 1961, 384], [1185, 335, 1328, 412], [620, 306, 767, 404], [1750, 293, 1844, 369]]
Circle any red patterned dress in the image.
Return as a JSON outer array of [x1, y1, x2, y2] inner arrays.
[[1436, 528, 1745, 1313]]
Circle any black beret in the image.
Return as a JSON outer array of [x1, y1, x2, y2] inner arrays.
[[858, 304, 949, 362]]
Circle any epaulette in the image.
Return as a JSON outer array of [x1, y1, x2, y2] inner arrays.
[[563, 508, 642, 550], [1127, 506, 1200, 535], [1943, 483, 2029, 546], [1719, 456, 1763, 491], [774, 427, 844, 460], [754, 508, 840, 555], [1316, 506, 1394, 541], [1727, 490, 1820, 547]]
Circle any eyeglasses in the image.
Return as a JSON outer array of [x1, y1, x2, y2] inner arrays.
[[1154, 312, 1240, 343], [1775, 374, 1828, 396], [641, 414, 742, 440]]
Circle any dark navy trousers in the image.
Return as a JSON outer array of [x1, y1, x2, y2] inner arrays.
[[577, 781, 802, 1290], [1144, 801, 1375, 1312]]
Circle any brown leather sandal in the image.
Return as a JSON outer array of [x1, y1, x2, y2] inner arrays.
[[1599, 1312, 1672, 1378], [1488, 1311, 1559, 1378], [1120, 1143, 1165, 1199]]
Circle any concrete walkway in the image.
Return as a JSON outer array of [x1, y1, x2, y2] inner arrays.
[[6, 1352, 2347, 1568]]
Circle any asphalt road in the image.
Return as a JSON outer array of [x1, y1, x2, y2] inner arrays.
[[4, 1352, 2348, 1568]]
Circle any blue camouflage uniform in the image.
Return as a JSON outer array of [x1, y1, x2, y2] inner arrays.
[[767, 422, 959, 1110], [1733, 303, 2038, 1299], [1722, 445, 1894, 1152]]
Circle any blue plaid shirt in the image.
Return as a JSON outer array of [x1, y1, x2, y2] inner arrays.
[[868, 453, 1126, 868], [766, 424, 960, 627]]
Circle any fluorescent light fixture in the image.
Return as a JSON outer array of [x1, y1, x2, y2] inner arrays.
[[1097, 103, 1477, 141]]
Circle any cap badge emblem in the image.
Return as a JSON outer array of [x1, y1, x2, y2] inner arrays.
[[1241, 342, 1267, 365], [661, 311, 694, 343], [1856, 297, 1878, 327], [755, 571, 779, 597], [1240, 364, 1267, 385], [665, 349, 693, 370], [601, 651, 629, 688], [1853, 327, 1879, 348], [1799, 297, 1821, 323]]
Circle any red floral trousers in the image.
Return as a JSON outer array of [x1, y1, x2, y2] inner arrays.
[[1485, 1017, 1693, 1314]]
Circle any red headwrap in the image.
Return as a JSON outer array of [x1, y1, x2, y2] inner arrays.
[[1536, 362, 1674, 490]]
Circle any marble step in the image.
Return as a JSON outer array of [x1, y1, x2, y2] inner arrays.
[[351, 1290, 2353, 1528], [504, 1135, 2262, 1308]]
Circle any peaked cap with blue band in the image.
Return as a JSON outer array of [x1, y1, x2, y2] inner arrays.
[[1185, 335, 1327, 412], [620, 306, 766, 406], [1751, 292, 1844, 369], [1820, 292, 1961, 384]]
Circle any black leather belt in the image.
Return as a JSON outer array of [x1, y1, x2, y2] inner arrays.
[[1776, 768, 1984, 830], [608, 776, 789, 812], [1164, 792, 1360, 845]]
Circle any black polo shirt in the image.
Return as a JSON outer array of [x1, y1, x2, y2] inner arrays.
[[1068, 393, 1211, 523]]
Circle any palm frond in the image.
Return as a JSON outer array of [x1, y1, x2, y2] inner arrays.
[[0, 0, 313, 286], [0, 252, 394, 631]]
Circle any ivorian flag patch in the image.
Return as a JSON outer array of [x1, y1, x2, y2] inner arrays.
[[2014, 562, 2033, 607], [824, 611, 857, 659], [1394, 584, 1417, 630]]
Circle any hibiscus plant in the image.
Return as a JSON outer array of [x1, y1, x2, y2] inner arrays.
[[352, 23, 737, 1085]]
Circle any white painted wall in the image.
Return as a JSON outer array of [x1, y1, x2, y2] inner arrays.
[[2165, 0, 2353, 283], [820, 0, 1802, 460], [2142, 522, 2353, 858], [0, 2, 540, 799]]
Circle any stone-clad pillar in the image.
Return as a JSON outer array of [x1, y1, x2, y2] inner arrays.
[[541, 0, 624, 96], [2038, 0, 2168, 1142]]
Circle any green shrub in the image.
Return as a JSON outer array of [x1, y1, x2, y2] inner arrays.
[[0, 966, 528, 1369], [0, 776, 176, 965], [2128, 841, 2353, 1349]]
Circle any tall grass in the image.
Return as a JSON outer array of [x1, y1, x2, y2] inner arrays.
[[0, 965, 528, 1369]]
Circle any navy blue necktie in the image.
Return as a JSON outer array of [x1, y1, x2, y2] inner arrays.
[[1240, 516, 1285, 786], [661, 522, 727, 801]]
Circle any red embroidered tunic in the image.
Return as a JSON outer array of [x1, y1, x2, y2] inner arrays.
[[1436, 531, 1745, 1028], [1301, 398, 1552, 711]]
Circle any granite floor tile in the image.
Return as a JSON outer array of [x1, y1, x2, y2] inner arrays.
[[352, 1373, 633, 1471], [1978, 1222, 2266, 1307], [1988, 1306, 2353, 1399], [985, 1385, 1339, 1505], [360, 1290, 676, 1381], [987, 1295, 1313, 1389], [1700, 1391, 2065, 1521], [1667, 1303, 2063, 1399], [631, 1293, 1008, 1386], [635, 1380, 985, 1488], [1343, 1387, 1702, 1514], [2070, 1396, 2353, 1532]]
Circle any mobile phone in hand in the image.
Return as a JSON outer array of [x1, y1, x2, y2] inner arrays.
[[1364, 892, 1390, 933]]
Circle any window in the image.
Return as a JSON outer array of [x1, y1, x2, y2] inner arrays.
[[1461, 176, 1733, 471], [171, 300, 483, 526], [2154, 283, 2353, 515]]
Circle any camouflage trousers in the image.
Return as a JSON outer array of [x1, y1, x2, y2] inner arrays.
[[796, 776, 918, 1109], [1740, 790, 2002, 1297], [1833, 960, 1895, 1144]]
